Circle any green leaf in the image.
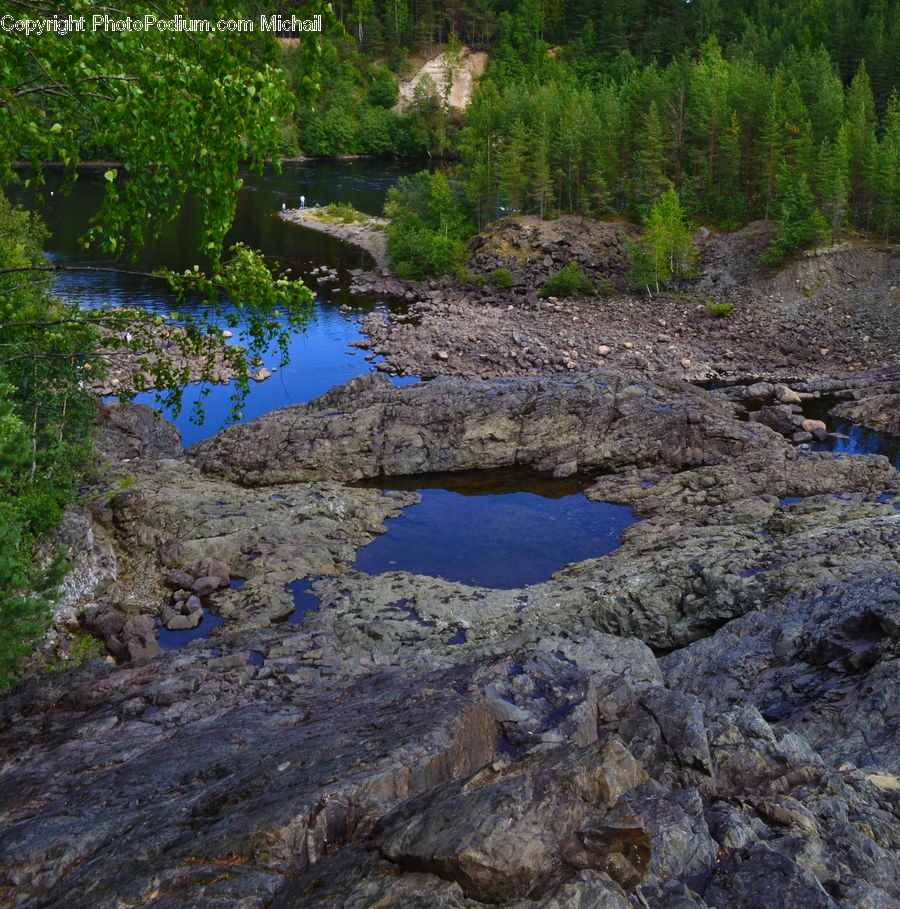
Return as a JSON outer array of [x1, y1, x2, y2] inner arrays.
[[103, 170, 116, 183]]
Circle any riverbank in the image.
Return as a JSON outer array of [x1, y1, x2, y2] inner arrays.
[[353, 216, 900, 386], [279, 205, 390, 268]]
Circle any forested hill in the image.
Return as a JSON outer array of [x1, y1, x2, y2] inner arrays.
[[336, 0, 896, 104], [287, 0, 898, 242]]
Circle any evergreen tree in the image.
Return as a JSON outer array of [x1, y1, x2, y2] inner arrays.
[[762, 162, 827, 262], [500, 119, 529, 214], [844, 63, 880, 231], [636, 101, 670, 205], [874, 90, 900, 242]]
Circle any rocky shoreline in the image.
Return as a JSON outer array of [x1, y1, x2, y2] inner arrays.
[[0, 222, 898, 908], [353, 217, 899, 387], [278, 205, 389, 268]]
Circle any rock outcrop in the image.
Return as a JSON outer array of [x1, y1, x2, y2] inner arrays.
[[2, 371, 899, 909], [188, 371, 782, 485]]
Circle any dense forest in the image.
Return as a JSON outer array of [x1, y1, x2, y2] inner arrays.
[[279, 0, 898, 243]]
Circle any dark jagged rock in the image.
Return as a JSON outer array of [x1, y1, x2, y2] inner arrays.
[[663, 574, 900, 773]]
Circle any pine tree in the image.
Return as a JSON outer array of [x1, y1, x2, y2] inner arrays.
[[500, 118, 529, 213], [813, 131, 850, 243], [762, 162, 827, 263], [874, 90, 900, 242], [637, 100, 669, 205], [844, 63, 879, 231]]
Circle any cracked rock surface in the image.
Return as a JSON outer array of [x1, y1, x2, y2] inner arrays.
[[1, 373, 899, 909]]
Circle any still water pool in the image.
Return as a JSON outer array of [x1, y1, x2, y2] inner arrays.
[[354, 470, 638, 588]]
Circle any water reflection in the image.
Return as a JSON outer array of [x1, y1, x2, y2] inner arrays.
[[10, 160, 425, 444], [354, 469, 637, 589]]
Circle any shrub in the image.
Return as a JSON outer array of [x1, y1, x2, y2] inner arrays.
[[323, 202, 367, 224], [538, 262, 594, 298], [705, 298, 734, 317], [491, 267, 515, 290]]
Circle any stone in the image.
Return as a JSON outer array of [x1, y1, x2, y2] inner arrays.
[[165, 568, 195, 589], [157, 538, 183, 569], [755, 404, 801, 436], [162, 607, 203, 631], [81, 603, 125, 641], [191, 575, 222, 597], [746, 382, 775, 398], [775, 384, 804, 405]]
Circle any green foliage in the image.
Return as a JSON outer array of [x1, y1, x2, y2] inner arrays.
[[2, 1, 331, 261], [491, 267, 515, 290], [0, 2, 326, 685], [628, 189, 697, 294], [597, 276, 615, 294], [384, 171, 474, 279], [538, 263, 594, 298], [705, 298, 734, 317], [0, 192, 93, 686], [761, 164, 828, 264], [322, 203, 369, 223]]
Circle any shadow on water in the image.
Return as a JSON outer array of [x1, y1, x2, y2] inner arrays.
[[354, 469, 638, 589], [800, 395, 900, 467]]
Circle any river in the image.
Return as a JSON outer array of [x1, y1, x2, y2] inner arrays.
[[13, 159, 423, 445]]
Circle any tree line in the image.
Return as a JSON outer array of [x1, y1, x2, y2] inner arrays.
[[459, 38, 898, 242]]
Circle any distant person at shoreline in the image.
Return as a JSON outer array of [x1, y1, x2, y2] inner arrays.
[[300, 194, 305, 209]]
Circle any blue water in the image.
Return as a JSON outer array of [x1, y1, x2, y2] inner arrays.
[[282, 578, 321, 623], [156, 611, 228, 650], [810, 418, 900, 468], [354, 471, 637, 589], [12, 160, 424, 445]]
